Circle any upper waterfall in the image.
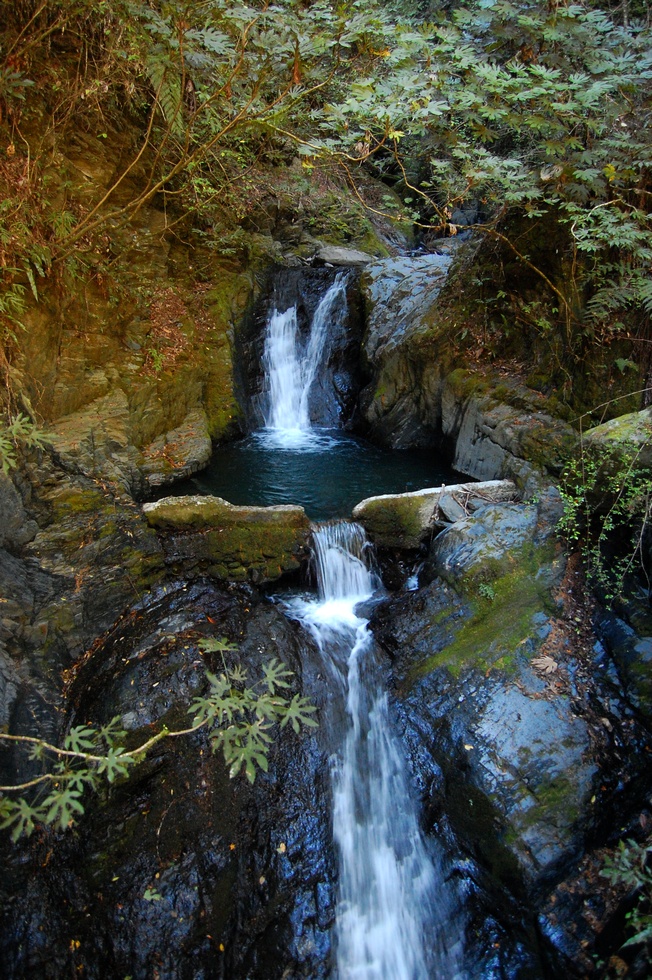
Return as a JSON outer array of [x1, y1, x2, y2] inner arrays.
[[261, 273, 347, 443]]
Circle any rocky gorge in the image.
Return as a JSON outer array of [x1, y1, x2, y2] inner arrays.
[[0, 85, 651, 976], [0, 220, 651, 980]]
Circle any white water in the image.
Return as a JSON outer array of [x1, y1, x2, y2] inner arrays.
[[288, 523, 463, 980], [261, 274, 347, 448]]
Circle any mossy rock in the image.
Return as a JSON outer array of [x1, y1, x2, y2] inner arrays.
[[143, 494, 311, 583], [584, 406, 652, 468], [352, 480, 517, 549]]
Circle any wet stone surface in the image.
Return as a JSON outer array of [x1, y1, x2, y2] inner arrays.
[[0, 580, 335, 980]]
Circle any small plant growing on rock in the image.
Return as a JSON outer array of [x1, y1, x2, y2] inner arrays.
[[478, 582, 496, 602], [0, 638, 317, 841], [601, 838, 652, 957], [557, 440, 652, 604], [0, 412, 48, 475]]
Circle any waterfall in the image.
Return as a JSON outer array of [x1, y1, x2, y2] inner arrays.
[[288, 522, 463, 980], [261, 274, 347, 444]]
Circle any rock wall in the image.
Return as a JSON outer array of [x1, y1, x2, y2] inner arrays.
[[359, 255, 579, 494]]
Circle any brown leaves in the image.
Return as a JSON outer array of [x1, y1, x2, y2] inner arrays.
[[532, 654, 558, 675]]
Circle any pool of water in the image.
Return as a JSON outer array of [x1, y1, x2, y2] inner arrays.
[[166, 429, 461, 522]]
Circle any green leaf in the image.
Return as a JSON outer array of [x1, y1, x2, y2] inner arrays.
[[198, 637, 238, 655], [0, 797, 41, 841], [280, 694, 319, 734], [261, 659, 293, 693], [65, 725, 99, 753], [43, 786, 85, 832]]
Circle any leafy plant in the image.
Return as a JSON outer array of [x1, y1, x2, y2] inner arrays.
[[313, 1, 652, 367], [0, 412, 48, 475], [478, 582, 496, 601], [602, 838, 652, 953], [557, 438, 652, 603], [146, 347, 165, 375], [0, 639, 317, 841]]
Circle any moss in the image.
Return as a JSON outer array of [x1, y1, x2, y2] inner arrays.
[[413, 545, 555, 679], [50, 488, 106, 522], [523, 774, 580, 829], [357, 493, 432, 548]]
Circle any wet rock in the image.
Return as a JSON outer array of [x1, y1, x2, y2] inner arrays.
[[430, 502, 540, 583], [234, 266, 364, 431], [370, 498, 652, 975], [143, 494, 311, 583], [0, 581, 335, 980], [595, 611, 652, 718], [139, 408, 212, 490], [351, 479, 517, 549]]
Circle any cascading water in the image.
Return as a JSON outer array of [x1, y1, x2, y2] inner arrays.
[[173, 272, 459, 518], [287, 523, 464, 979], [261, 273, 347, 444]]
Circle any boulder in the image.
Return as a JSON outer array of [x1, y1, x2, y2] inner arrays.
[[430, 502, 540, 583], [0, 581, 335, 980], [139, 408, 213, 489], [583, 405, 652, 468], [143, 494, 311, 583], [361, 252, 456, 362], [351, 480, 517, 549], [368, 489, 651, 973], [314, 245, 375, 266]]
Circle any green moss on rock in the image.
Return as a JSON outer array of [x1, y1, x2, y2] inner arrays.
[[143, 494, 311, 583]]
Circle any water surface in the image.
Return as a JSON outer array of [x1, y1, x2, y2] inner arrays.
[[170, 429, 458, 521]]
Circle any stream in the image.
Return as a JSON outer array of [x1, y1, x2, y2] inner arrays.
[[243, 273, 464, 976], [286, 523, 463, 978]]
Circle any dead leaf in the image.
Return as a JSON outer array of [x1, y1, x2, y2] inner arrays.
[[532, 654, 558, 675]]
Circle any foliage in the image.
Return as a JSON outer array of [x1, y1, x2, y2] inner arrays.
[[0, 638, 317, 841], [313, 0, 652, 361], [602, 838, 652, 952], [2, 0, 649, 389], [0, 411, 47, 475], [478, 582, 496, 601], [557, 438, 652, 602]]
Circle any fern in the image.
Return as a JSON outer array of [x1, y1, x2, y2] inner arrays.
[[145, 52, 184, 138]]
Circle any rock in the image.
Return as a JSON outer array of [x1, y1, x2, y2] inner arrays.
[[47, 388, 141, 490], [143, 494, 311, 583], [314, 245, 375, 266], [358, 248, 579, 490], [583, 405, 652, 467], [139, 408, 213, 489], [0, 581, 335, 980], [0, 473, 37, 550], [367, 491, 652, 974], [361, 252, 456, 362], [437, 491, 469, 523], [430, 502, 540, 583], [442, 384, 578, 493], [351, 480, 517, 549], [371, 573, 600, 891]]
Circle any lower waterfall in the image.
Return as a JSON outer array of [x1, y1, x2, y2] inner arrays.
[[286, 522, 464, 979]]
